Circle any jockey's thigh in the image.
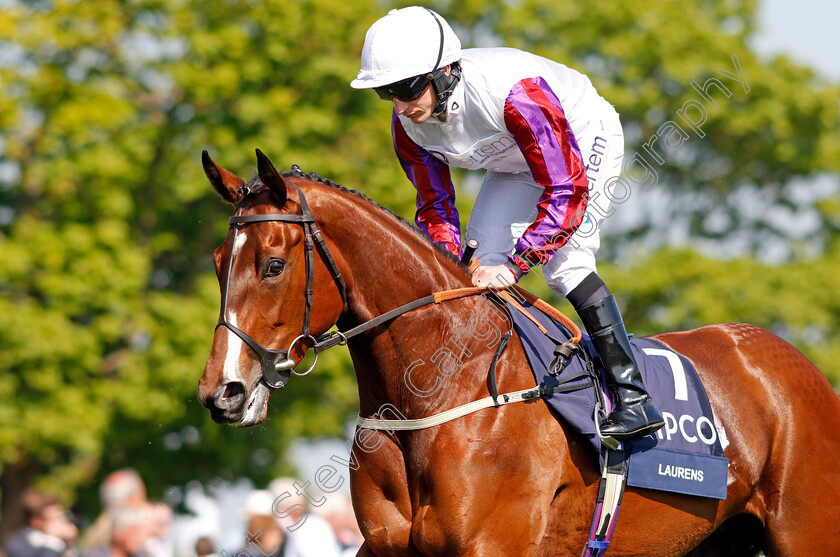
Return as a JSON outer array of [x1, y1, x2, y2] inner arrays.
[[466, 170, 599, 296], [544, 105, 625, 295], [466, 170, 542, 266], [546, 105, 624, 293], [468, 103, 625, 296]]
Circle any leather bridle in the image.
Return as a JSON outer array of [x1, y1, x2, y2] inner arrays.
[[216, 180, 347, 389]]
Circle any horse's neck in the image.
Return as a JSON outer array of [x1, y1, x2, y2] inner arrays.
[[311, 185, 480, 416], [312, 184, 468, 312]]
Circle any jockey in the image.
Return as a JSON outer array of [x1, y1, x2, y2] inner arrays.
[[351, 7, 663, 441]]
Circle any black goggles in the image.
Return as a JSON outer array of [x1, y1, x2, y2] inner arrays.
[[374, 73, 432, 101]]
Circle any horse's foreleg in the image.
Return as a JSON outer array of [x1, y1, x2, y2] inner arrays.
[[349, 428, 424, 557], [406, 406, 578, 557]]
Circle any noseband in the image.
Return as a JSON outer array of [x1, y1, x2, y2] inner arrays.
[[216, 180, 347, 388]]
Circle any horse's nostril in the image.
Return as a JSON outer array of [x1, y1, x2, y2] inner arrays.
[[214, 381, 246, 410], [222, 381, 245, 400]]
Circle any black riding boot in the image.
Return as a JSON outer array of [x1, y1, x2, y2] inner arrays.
[[567, 274, 664, 441]]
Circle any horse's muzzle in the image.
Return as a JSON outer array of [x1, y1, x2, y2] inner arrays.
[[198, 380, 248, 424]]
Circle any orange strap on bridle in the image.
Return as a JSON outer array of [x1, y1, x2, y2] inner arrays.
[[434, 286, 581, 344], [315, 262, 582, 355], [432, 258, 582, 344], [511, 287, 582, 344]]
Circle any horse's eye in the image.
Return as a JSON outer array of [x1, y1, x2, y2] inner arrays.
[[264, 259, 285, 277]]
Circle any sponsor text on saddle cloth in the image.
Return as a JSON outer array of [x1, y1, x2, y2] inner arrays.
[[508, 300, 729, 500]]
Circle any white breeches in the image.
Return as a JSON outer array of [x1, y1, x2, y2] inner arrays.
[[466, 105, 625, 295]]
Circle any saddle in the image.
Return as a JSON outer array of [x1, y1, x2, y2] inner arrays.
[[499, 295, 729, 555], [504, 295, 729, 500]]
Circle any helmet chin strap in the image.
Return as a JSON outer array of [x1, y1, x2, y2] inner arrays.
[[431, 62, 461, 118], [423, 8, 460, 119]]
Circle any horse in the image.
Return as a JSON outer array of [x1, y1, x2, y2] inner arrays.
[[197, 150, 840, 556]]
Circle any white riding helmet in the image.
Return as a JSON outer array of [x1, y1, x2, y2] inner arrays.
[[350, 6, 462, 89]]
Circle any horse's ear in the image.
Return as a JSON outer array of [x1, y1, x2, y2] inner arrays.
[[255, 149, 288, 207], [202, 150, 245, 204]]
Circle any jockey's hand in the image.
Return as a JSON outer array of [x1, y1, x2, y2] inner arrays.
[[471, 264, 516, 289]]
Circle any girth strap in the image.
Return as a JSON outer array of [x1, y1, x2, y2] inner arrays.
[[356, 377, 593, 431], [583, 448, 628, 557]]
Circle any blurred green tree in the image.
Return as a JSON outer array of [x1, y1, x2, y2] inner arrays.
[[0, 0, 377, 527]]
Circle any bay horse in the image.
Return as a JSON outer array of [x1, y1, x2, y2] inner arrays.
[[197, 150, 840, 556]]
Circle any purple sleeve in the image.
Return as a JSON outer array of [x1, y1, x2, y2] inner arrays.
[[503, 77, 590, 274], [392, 112, 461, 256]]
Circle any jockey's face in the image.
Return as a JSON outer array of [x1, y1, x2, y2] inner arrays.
[[392, 84, 436, 124]]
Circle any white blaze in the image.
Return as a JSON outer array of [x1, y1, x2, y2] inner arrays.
[[222, 231, 249, 383], [222, 311, 245, 383], [232, 230, 248, 256]]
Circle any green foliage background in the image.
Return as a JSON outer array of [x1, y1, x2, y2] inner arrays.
[[0, 0, 837, 523]]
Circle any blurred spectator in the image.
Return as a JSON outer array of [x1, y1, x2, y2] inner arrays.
[[234, 490, 284, 557], [81, 506, 148, 557], [142, 502, 172, 557], [237, 516, 283, 557], [193, 538, 216, 557], [242, 492, 273, 522], [81, 471, 146, 552], [267, 479, 340, 557], [309, 493, 361, 557], [4, 490, 78, 557], [100, 472, 146, 511]]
